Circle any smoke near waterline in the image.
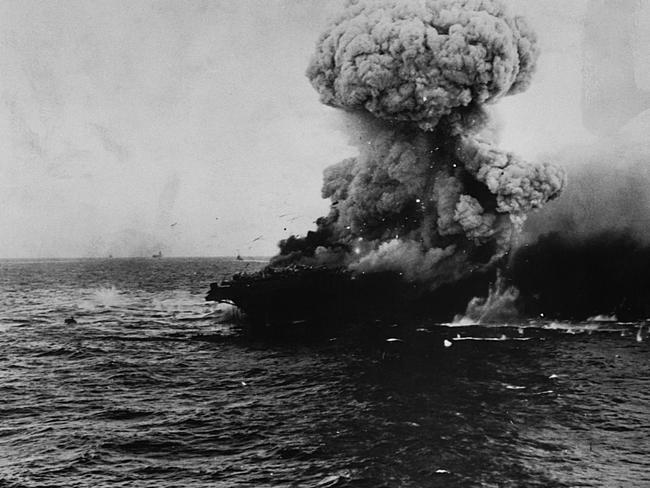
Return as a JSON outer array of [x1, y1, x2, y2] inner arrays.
[[508, 139, 650, 320], [492, 0, 650, 321], [270, 0, 565, 292]]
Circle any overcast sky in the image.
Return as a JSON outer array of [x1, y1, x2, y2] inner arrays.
[[1, 0, 648, 258]]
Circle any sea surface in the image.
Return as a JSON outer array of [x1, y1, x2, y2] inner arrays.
[[0, 258, 648, 488]]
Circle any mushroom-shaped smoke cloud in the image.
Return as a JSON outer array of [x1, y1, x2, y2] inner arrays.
[[308, 0, 538, 130], [272, 0, 565, 291]]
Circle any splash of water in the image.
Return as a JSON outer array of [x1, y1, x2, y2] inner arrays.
[[454, 274, 519, 324]]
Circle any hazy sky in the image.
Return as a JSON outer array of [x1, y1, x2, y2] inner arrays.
[[1, 0, 648, 258]]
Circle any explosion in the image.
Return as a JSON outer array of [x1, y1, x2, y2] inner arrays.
[[271, 0, 565, 291]]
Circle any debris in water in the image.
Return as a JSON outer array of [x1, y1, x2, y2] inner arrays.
[[637, 325, 647, 342]]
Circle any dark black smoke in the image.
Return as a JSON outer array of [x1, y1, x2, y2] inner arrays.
[[508, 141, 650, 320], [510, 230, 650, 321], [269, 0, 564, 297]]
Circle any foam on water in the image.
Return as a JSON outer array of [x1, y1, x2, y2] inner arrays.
[[0, 258, 648, 488], [447, 316, 479, 326], [586, 314, 618, 322], [91, 286, 125, 307]]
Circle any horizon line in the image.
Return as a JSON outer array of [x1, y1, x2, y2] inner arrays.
[[0, 256, 273, 261]]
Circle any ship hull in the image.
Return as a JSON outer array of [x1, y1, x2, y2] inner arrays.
[[206, 267, 496, 333]]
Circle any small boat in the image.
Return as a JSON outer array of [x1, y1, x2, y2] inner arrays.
[[236, 253, 243, 261], [152, 251, 163, 258]]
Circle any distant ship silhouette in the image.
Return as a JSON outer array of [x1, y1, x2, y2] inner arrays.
[[152, 251, 162, 258], [582, 0, 650, 135]]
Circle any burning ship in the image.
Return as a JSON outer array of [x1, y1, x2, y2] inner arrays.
[[207, 0, 565, 330], [206, 264, 498, 330]]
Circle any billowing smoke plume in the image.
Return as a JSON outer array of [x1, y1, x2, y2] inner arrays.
[[271, 0, 565, 291], [307, 0, 538, 130]]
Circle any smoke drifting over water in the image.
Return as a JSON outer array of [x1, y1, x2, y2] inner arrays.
[[510, 140, 650, 320], [271, 0, 565, 292], [506, 0, 650, 321], [522, 142, 650, 243]]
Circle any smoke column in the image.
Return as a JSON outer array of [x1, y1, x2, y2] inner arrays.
[[271, 0, 565, 292]]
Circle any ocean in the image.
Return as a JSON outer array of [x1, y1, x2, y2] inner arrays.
[[0, 258, 648, 487]]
